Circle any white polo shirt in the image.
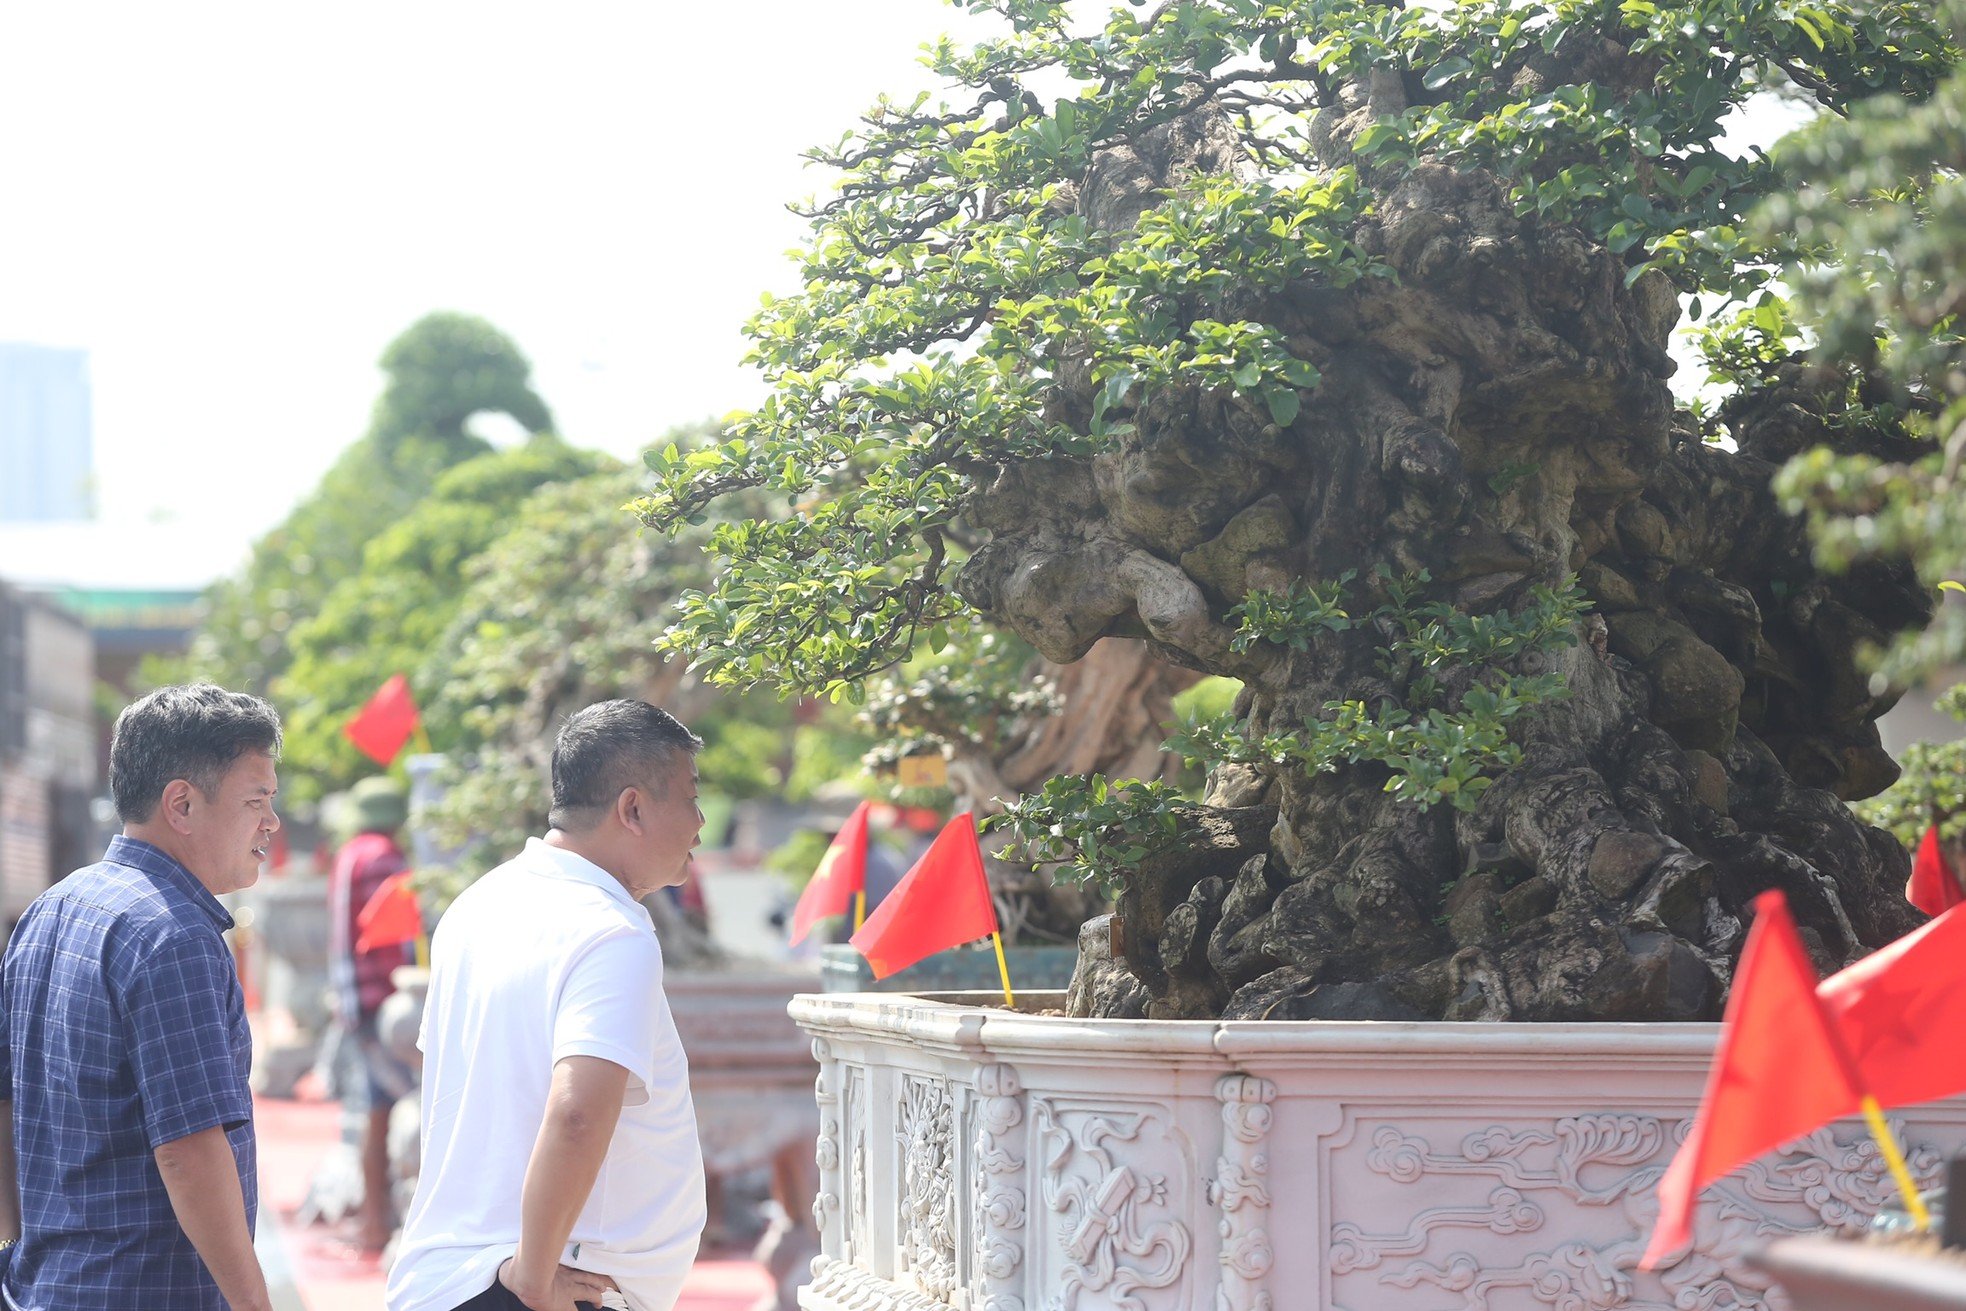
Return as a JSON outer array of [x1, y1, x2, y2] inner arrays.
[[386, 839, 705, 1311]]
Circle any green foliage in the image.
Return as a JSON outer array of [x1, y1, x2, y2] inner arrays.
[[1169, 675, 1242, 725], [630, 0, 1949, 699], [1855, 684, 1966, 848], [1688, 296, 1806, 394], [998, 578, 1587, 891], [1756, 0, 1966, 680], [174, 313, 556, 699], [1344, 0, 1945, 297], [369, 312, 553, 447], [1228, 573, 1355, 652], [764, 827, 844, 885], [693, 718, 798, 802], [783, 715, 885, 804], [277, 436, 612, 799], [410, 449, 806, 897], [1182, 575, 1585, 811], [990, 773, 1191, 899]]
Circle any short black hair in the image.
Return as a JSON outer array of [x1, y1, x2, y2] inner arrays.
[[110, 683, 283, 823], [549, 699, 701, 831]]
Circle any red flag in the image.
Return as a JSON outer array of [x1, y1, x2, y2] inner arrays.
[[789, 801, 872, 945], [1907, 825, 1965, 918], [1640, 891, 1863, 1269], [355, 870, 422, 954], [849, 812, 998, 979], [1819, 901, 1966, 1113], [345, 674, 420, 766]]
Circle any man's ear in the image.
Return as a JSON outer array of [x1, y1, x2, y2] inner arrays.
[[615, 786, 643, 835], [159, 779, 196, 834]]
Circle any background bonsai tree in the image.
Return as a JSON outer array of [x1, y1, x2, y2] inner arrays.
[[413, 465, 799, 916], [1763, 3, 1966, 900], [180, 312, 556, 700], [640, 0, 1954, 1020]]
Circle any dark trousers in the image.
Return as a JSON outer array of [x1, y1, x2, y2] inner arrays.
[[449, 1277, 601, 1311]]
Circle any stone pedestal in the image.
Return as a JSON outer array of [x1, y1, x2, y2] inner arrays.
[[671, 970, 825, 1311], [790, 991, 1966, 1311], [247, 873, 331, 1097]]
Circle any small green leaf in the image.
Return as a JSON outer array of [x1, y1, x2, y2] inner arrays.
[[1422, 57, 1473, 90], [1263, 385, 1302, 427]]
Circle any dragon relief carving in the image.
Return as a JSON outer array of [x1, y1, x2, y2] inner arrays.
[[1330, 1112, 1946, 1311], [1034, 1098, 1193, 1311], [899, 1074, 958, 1302]]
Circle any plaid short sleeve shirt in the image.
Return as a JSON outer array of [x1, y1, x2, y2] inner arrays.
[[0, 836, 256, 1311]]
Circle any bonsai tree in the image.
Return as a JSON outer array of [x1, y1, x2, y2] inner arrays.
[[639, 0, 1953, 1020]]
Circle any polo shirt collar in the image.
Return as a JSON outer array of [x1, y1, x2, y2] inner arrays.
[[105, 834, 236, 931], [521, 837, 642, 912]]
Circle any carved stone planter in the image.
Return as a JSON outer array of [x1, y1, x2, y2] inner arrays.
[[790, 991, 1966, 1311]]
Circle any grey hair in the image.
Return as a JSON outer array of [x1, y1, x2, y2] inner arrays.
[[110, 683, 283, 823], [548, 699, 701, 831]]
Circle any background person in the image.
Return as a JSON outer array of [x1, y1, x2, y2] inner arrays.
[[327, 774, 419, 1252], [388, 699, 707, 1311], [0, 684, 282, 1311]]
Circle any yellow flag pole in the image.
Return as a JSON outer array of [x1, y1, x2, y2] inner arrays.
[[853, 890, 867, 932], [411, 722, 435, 757], [990, 931, 1016, 1009], [1859, 1095, 1933, 1230]]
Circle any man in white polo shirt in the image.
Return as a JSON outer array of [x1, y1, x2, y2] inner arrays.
[[387, 700, 708, 1311]]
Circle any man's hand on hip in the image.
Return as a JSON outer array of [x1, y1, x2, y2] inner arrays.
[[498, 1256, 616, 1311]]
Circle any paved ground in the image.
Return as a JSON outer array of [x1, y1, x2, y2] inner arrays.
[[253, 1092, 774, 1311]]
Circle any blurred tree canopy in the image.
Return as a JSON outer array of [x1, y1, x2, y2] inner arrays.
[[176, 312, 555, 698], [1763, 0, 1966, 877], [413, 447, 803, 900], [1763, 0, 1966, 683], [277, 435, 613, 797]]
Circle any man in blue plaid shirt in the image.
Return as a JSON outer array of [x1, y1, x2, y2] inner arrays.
[[0, 684, 283, 1311]]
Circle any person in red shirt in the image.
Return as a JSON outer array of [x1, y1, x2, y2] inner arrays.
[[327, 776, 418, 1252]]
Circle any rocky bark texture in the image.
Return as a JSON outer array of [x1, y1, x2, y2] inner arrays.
[[960, 106, 1929, 1021]]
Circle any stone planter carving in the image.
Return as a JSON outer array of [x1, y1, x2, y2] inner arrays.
[[790, 991, 1966, 1311]]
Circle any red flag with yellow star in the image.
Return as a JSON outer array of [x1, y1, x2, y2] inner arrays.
[[790, 801, 871, 945]]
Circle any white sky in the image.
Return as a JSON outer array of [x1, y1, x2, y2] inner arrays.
[[0, 2, 1818, 587], [0, 1, 991, 573]]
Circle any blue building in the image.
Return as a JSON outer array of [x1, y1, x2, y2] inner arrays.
[[0, 343, 93, 522]]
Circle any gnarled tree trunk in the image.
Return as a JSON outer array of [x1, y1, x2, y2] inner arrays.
[[958, 107, 1928, 1021]]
